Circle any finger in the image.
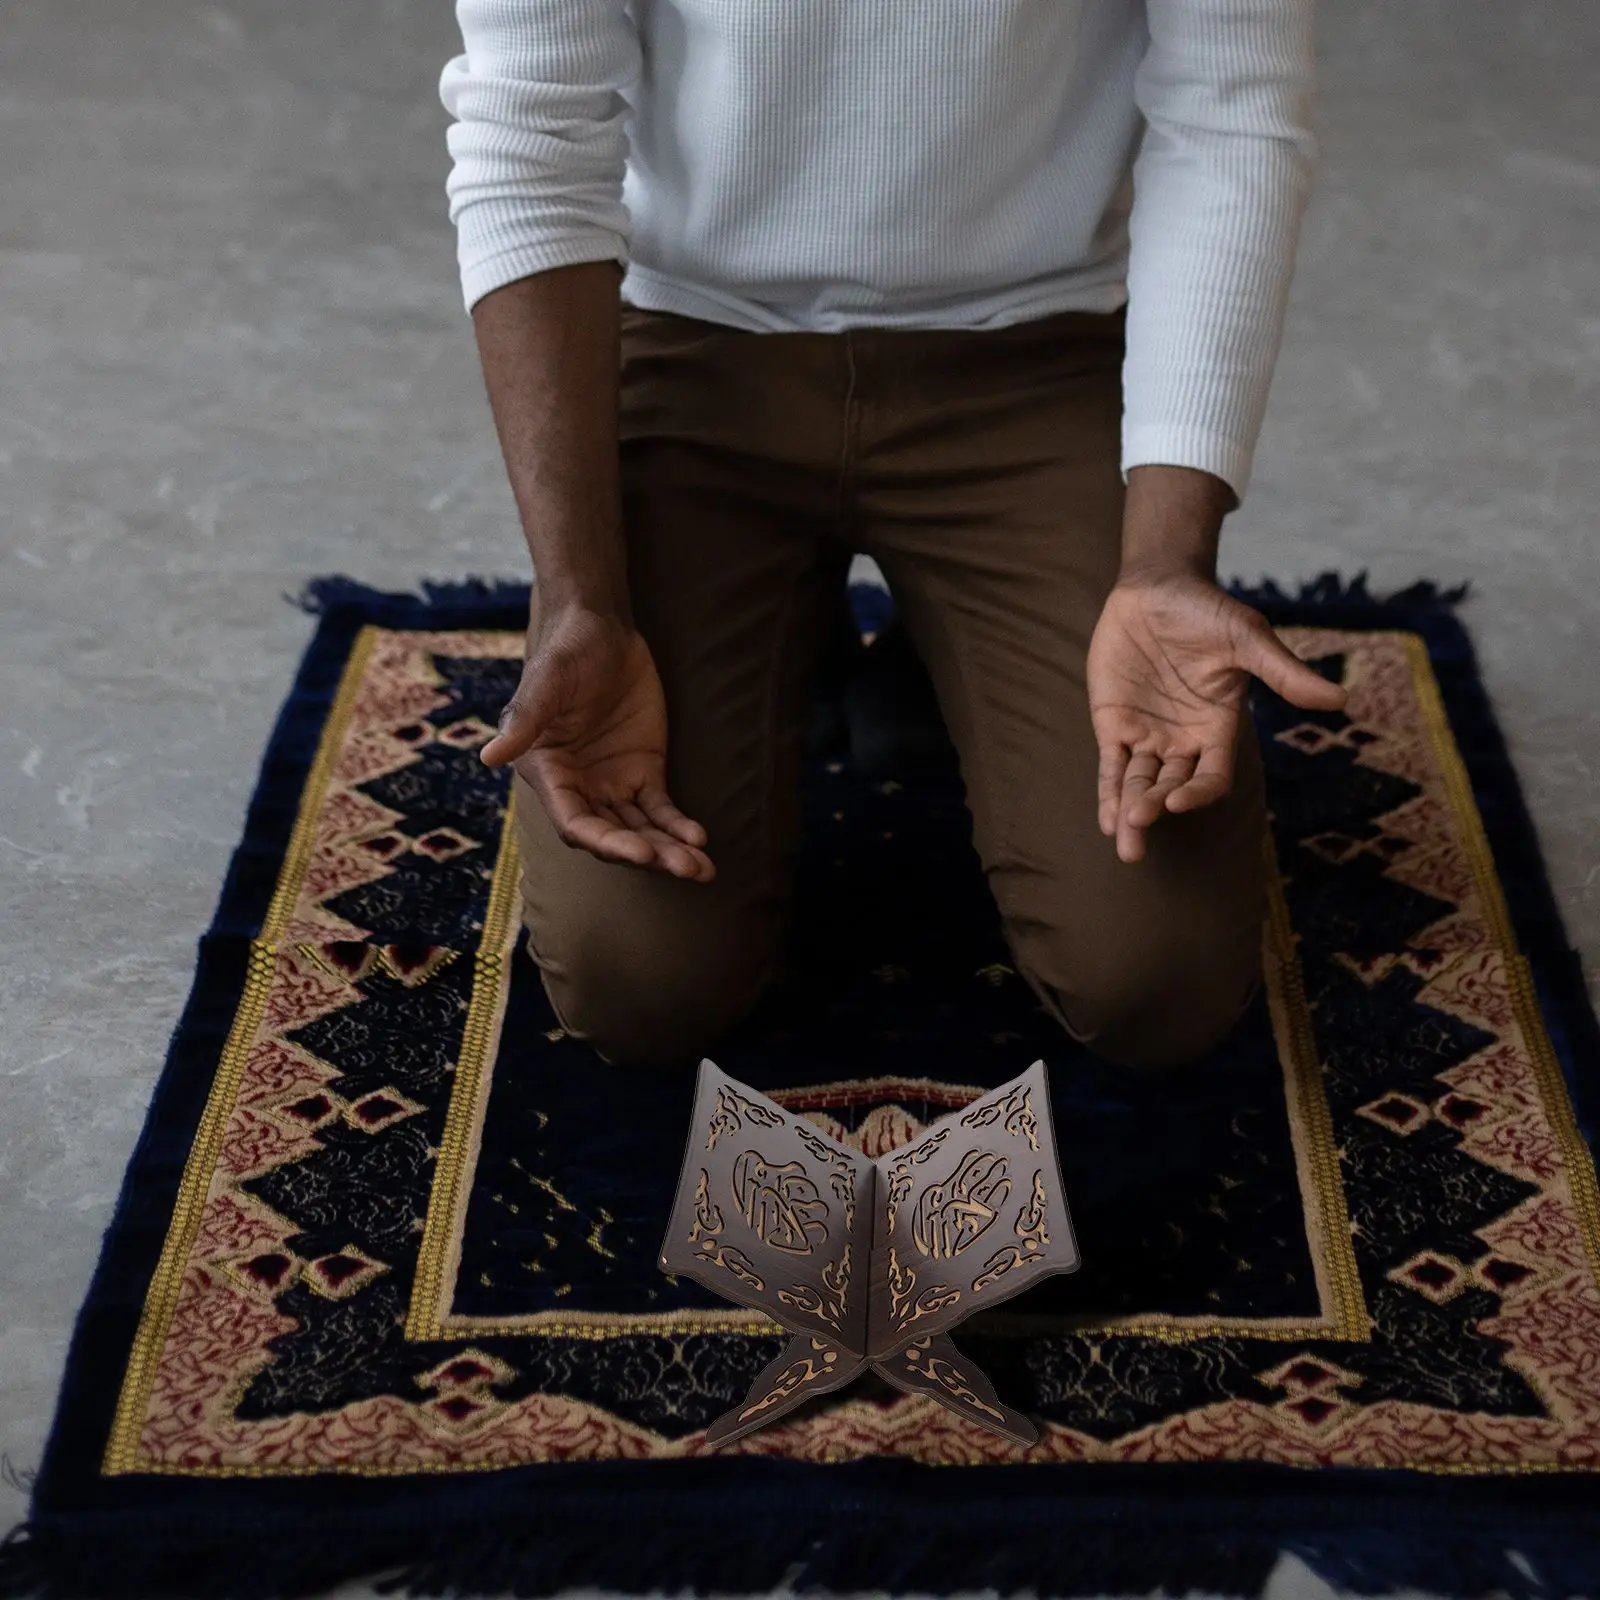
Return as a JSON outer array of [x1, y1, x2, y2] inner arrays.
[[614, 801, 716, 882], [528, 765, 703, 877], [539, 785, 656, 868], [1240, 625, 1348, 713], [1165, 740, 1236, 814], [1116, 813, 1148, 864], [480, 686, 552, 769], [560, 812, 658, 869], [636, 785, 709, 850], [612, 799, 680, 847], [589, 800, 694, 876], [1123, 754, 1196, 830], [581, 798, 714, 880], [1097, 743, 1130, 837], [1115, 751, 1163, 863], [1117, 750, 1162, 817], [479, 725, 530, 769]]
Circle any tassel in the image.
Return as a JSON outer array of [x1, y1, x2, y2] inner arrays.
[[4, 1503, 1599, 1599], [1227, 568, 1471, 615], [290, 577, 531, 631]]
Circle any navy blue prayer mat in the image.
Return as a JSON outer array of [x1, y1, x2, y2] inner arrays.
[[5, 574, 1600, 1600]]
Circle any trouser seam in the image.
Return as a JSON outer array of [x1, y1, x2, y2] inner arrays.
[[754, 567, 809, 994], [835, 332, 861, 542], [884, 576, 1021, 924]]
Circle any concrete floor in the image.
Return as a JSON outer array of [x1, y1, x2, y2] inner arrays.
[[1, 1, 1595, 1595]]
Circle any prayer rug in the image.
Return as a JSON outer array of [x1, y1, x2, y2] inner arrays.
[[6, 576, 1600, 1599]]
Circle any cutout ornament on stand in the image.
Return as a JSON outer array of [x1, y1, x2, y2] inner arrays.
[[660, 1059, 1080, 1447]]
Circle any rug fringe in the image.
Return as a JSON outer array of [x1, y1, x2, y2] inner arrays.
[[383, 1515, 1600, 1600], [290, 577, 532, 630], [3, 1507, 1598, 1600], [1228, 568, 1471, 612]]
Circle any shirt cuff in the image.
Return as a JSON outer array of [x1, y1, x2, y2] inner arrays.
[[1121, 423, 1256, 507], [459, 233, 629, 315]]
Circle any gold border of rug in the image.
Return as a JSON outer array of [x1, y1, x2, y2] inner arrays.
[[1400, 633, 1600, 1291], [104, 627, 379, 1474]]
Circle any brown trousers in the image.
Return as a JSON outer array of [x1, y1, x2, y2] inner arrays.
[[514, 304, 1267, 1070]]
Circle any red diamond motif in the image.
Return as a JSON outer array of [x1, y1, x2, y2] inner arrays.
[[1369, 1096, 1422, 1126], [435, 717, 495, 750], [1439, 1095, 1491, 1127], [1284, 1360, 1334, 1389], [303, 1249, 386, 1300], [410, 828, 476, 862], [1481, 1258, 1534, 1291], [383, 944, 441, 978], [321, 942, 377, 981], [316, 1254, 368, 1288], [1403, 1257, 1462, 1297], [350, 1095, 404, 1125], [1388, 1250, 1469, 1303], [1287, 1396, 1340, 1426], [244, 1253, 294, 1289], [284, 1094, 336, 1125], [1354, 1089, 1434, 1136], [416, 1348, 516, 1399]]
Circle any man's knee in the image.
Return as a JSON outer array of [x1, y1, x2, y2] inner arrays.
[[1061, 968, 1260, 1070], [1017, 921, 1263, 1071], [525, 888, 777, 1068]]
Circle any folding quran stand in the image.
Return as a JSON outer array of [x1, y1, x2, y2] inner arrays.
[[660, 1059, 1080, 1447]]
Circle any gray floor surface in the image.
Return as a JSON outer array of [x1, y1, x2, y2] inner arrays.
[[1, 2, 1595, 1596]]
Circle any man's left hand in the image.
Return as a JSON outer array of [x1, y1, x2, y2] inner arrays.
[[1087, 569, 1348, 864]]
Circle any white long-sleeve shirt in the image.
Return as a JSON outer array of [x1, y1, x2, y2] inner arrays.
[[439, 0, 1316, 500]]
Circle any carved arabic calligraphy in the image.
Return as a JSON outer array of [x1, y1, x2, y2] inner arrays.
[[910, 1149, 1011, 1259], [732, 1150, 829, 1255], [795, 1123, 859, 1232]]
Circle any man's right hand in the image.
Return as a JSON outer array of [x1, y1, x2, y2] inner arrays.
[[480, 605, 715, 881]]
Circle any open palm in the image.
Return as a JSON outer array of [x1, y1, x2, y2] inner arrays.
[[1087, 574, 1346, 863], [479, 607, 713, 880]]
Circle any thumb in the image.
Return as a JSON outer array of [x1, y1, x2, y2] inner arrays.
[[1236, 616, 1348, 713], [480, 662, 561, 769]]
